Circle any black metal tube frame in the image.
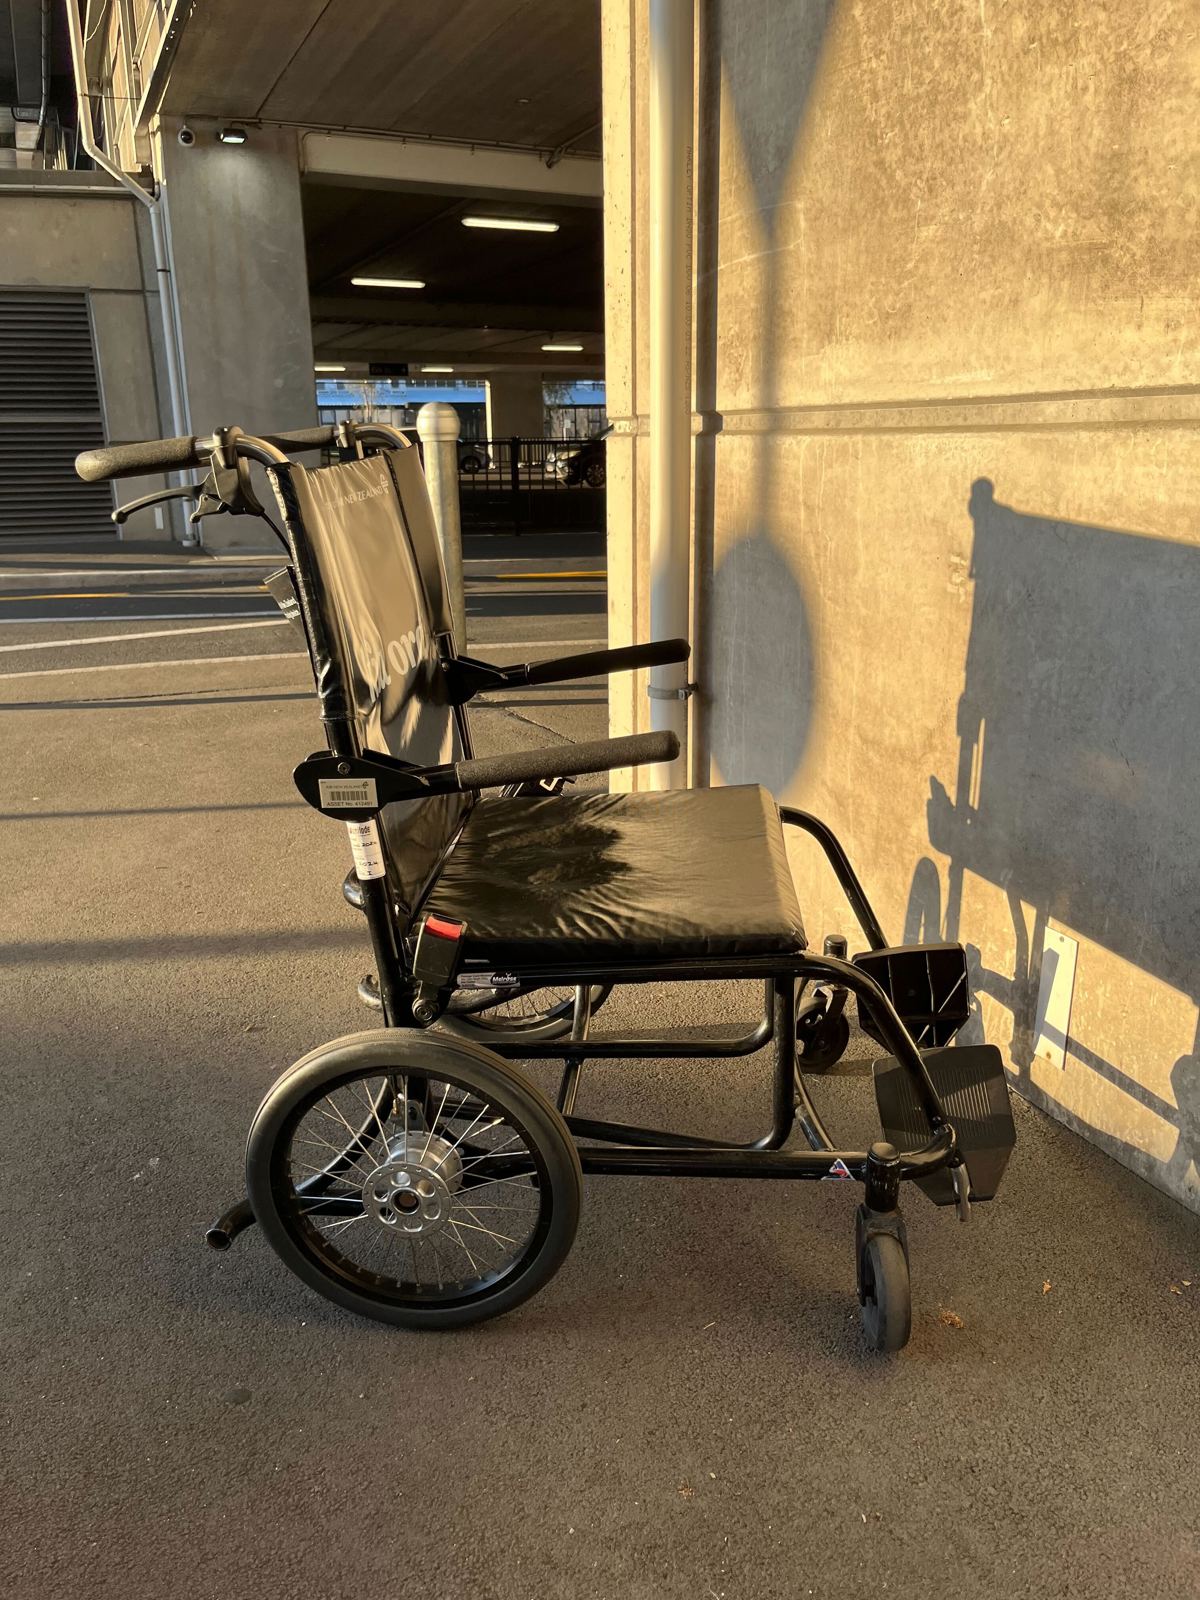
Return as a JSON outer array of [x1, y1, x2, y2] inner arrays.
[[230, 432, 961, 1200]]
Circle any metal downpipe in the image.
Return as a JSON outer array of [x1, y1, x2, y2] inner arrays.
[[646, 0, 695, 788]]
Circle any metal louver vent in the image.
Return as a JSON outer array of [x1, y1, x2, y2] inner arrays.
[[0, 290, 112, 538]]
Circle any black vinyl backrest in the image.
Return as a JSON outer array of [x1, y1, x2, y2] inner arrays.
[[269, 450, 468, 917]]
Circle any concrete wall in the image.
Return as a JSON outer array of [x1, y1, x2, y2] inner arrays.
[[0, 174, 173, 538], [602, 0, 1200, 1208], [158, 118, 317, 548]]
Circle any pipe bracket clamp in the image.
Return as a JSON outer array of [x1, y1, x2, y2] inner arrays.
[[647, 683, 696, 701]]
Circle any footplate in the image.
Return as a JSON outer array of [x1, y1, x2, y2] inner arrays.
[[873, 1044, 1015, 1206]]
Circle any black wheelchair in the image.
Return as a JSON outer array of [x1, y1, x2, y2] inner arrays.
[[77, 422, 1015, 1351]]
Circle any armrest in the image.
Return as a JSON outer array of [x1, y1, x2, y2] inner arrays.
[[520, 638, 690, 688], [452, 730, 678, 790], [293, 732, 679, 817], [443, 638, 690, 705]]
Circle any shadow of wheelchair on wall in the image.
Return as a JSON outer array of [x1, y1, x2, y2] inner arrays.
[[904, 478, 1200, 1195]]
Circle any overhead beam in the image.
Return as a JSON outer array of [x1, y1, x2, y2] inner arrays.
[[300, 131, 603, 203], [310, 295, 602, 333], [312, 344, 601, 372]]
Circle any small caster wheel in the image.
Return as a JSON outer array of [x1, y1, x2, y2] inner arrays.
[[857, 1227, 912, 1352], [796, 1001, 850, 1072]]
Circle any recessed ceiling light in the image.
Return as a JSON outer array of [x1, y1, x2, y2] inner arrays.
[[541, 342, 583, 352], [462, 216, 559, 233], [350, 276, 426, 289], [314, 363, 346, 372], [420, 365, 455, 373], [217, 125, 247, 145]]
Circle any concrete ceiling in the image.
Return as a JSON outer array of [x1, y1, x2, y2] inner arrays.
[[160, 0, 601, 157], [305, 182, 601, 369], [160, 0, 605, 377], [1, 0, 75, 107]]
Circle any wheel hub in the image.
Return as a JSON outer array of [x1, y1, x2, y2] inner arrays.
[[361, 1131, 463, 1237]]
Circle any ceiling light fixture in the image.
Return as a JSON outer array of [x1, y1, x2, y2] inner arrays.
[[351, 276, 426, 290], [314, 363, 346, 373], [541, 342, 583, 352], [420, 365, 455, 373], [461, 216, 559, 233], [217, 126, 247, 145]]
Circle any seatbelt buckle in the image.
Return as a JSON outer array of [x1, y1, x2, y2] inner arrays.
[[411, 914, 466, 1023]]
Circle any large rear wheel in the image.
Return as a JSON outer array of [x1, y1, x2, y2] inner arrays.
[[246, 1030, 582, 1328]]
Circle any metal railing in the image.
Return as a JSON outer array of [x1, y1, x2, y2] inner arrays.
[[457, 436, 606, 534]]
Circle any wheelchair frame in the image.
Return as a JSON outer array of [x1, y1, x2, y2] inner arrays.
[[77, 418, 1008, 1348], [255, 424, 961, 1213]]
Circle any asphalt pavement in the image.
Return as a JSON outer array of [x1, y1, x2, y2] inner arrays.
[[1, 532, 1197, 1600]]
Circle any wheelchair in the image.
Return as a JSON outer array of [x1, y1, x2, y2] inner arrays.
[[77, 421, 1015, 1351]]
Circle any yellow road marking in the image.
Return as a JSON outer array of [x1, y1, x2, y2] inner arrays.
[[486, 570, 606, 581]]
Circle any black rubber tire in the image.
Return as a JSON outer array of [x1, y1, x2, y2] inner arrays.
[[246, 1029, 582, 1329], [857, 1232, 912, 1352], [583, 459, 606, 488], [796, 1007, 851, 1072], [439, 984, 612, 1043]]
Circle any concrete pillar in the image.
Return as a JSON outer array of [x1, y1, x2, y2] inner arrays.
[[157, 119, 317, 548], [416, 402, 466, 643], [484, 372, 546, 448]]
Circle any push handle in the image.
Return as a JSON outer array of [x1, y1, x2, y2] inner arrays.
[[76, 434, 205, 483], [75, 425, 342, 484], [453, 731, 678, 791], [258, 426, 340, 453], [520, 638, 690, 688]]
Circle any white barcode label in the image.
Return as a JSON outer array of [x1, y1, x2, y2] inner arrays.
[[319, 777, 378, 810], [346, 818, 386, 879]]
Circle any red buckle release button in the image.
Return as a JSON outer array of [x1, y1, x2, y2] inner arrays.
[[424, 915, 465, 941]]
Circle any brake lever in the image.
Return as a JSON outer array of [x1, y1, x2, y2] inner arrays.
[[111, 485, 200, 526]]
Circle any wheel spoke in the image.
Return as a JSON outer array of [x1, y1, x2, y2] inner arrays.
[[276, 1062, 558, 1306]]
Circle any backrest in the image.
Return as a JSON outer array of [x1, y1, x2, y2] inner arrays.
[[387, 442, 455, 639], [269, 449, 469, 918]]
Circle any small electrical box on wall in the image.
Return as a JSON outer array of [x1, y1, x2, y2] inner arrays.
[[1033, 927, 1078, 1070]]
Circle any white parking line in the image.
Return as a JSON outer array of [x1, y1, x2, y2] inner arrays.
[[0, 611, 281, 626], [0, 618, 289, 652], [0, 650, 304, 680], [0, 567, 263, 581], [0, 637, 601, 677]]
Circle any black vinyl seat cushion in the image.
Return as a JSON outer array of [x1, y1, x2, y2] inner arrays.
[[424, 784, 807, 967]]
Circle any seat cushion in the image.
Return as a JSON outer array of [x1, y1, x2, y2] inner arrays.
[[424, 784, 806, 967]]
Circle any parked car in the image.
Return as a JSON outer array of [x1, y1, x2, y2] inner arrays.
[[457, 441, 491, 473], [546, 424, 610, 488]]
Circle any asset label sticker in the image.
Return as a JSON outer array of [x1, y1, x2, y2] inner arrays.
[[823, 1158, 854, 1181], [346, 818, 386, 879], [319, 777, 378, 810]]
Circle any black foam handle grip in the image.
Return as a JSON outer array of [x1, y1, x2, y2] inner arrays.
[[454, 731, 679, 790], [76, 425, 342, 484], [259, 427, 339, 452], [521, 638, 690, 688], [76, 435, 202, 483]]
